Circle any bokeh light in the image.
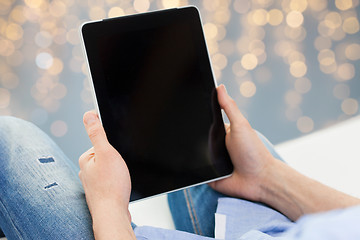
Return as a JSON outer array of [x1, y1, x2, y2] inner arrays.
[[0, 0, 359, 164], [297, 116, 314, 133], [240, 80, 256, 98]]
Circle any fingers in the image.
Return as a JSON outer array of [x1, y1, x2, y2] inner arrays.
[[83, 111, 109, 151], [217, 84, 247, 128]]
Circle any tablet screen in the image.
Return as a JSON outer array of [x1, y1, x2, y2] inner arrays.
[[82, 7, 233, 201]]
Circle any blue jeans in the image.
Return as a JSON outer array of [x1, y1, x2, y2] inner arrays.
[[0, 116, 282, 239], [167, 132, 283, 238], [0, 116, 94, 239]]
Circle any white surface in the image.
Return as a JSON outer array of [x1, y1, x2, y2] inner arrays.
[[275, 115, 360, 198], [129, 194, 175, 230]]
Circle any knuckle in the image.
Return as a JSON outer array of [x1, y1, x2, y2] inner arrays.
[[78, 153, 87, 168]]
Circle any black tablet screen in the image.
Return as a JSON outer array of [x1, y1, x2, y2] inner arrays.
[[82, 7, 233, 201]]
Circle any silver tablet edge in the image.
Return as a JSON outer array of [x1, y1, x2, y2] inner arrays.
[[130, 173, 232, 204]]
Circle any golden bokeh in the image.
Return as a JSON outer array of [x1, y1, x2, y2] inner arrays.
[[329, 27, 346, 41], [345, 43, 360, 60], [240, 80, 256, 98], [214, 9, 231, 25], [35, 31, 52, 48], [211, 53, 228, 70], [108, 7, 125, 18], [51, 83, 67, 100], [162, 0, 180, 8], [324, 12, 342, 29], [289, 0, 308, 12], [248, 39, 265, 56], [24, 0, 44, 9], [285, 90, 302, 107], [5, 23, 23, 41], [49, 0, 67, 18], [267, 9, 283, 26], [1, 72, 19, 89], [248, 27, 266, 40], [9, 6, 27, 24], [219, 39, 235, 56], [252, 9, 268, 26], [66, 29, 80, 45], [335, 0, 353, 11], [342, 17, 360, 34], [320, 62, 337, 74], [233, 0, 251, 14], [203, 23, 218, 40], [50, 120, 68, 137], [284, 26, 306, 41], [48, 58, 64, 75], [287, 50, 305, 64], [232, 60, 248, 77], [318, 49, 336, 66], [297, 116, 314, 133], [290, 61, 307, 77], [89, 6, 106, 20], [286, 106, 302, 121], [241, 53, 258, 70], [134, 0, 150, 13], [337, 63, 355, 81], [341, 98, 359, 115], [0, 0, 12, 15], [286, 11, 304, 28], [203, 0, 221, 12], [307, 0, 327, 12]]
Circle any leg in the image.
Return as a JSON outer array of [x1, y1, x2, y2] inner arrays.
[[0, 116, 94, 239], [168, 130, 283, 237]]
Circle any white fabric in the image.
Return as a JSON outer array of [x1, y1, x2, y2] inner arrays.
[[214, 213, 227, 239]]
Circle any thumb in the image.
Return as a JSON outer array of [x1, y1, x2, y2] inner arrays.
[[216, 84, 246, 127], [83, 111, 109, 151]]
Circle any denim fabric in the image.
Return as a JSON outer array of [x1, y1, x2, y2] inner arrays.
[[0, 116, 94, 239], [167, 130, 284, 238]]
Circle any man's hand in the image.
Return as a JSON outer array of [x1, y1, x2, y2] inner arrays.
[[209, 85, 276, 202], [210, 85, 360, 220], [79, 111, 135, 239]]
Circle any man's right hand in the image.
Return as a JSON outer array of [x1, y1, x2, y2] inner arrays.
[[210, 85, 360, 221], [209, 84, 277, 202]]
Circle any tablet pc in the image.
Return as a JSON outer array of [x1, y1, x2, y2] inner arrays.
[[81, 6, 233, 202]]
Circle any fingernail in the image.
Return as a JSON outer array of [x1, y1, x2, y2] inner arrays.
[[85, 112, 97, 125]]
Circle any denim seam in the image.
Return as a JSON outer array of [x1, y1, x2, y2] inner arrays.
[[0, 196, 24, 239], [187, 188, 203, 236], [183, 189, 198, 235]]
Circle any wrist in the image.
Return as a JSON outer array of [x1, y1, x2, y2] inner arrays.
[[91, 200, 135, 239], [258, 158, 289, 205]]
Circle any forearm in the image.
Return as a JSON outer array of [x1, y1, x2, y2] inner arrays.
[[91, 201, 136, 240], [260, 159, 360, 221]]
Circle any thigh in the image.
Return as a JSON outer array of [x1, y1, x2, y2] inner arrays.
[[168, 130, 283, 237], [0, 116, 94, 240]]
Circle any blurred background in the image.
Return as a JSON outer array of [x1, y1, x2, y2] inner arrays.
[[0, 0, 359, 165]]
